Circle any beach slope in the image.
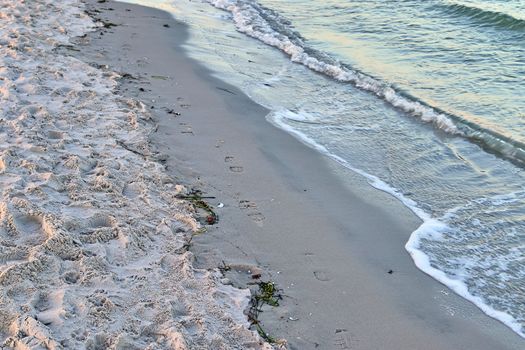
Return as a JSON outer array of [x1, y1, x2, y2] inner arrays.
[[79, 1, 525, 349]]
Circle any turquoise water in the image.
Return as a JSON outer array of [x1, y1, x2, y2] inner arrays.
[[126, 0, 525, 338], [259, 0, 525, 160], [261, 0, 525, 141]]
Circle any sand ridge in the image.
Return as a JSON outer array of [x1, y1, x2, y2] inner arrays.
[[0, 0, 271, 348]]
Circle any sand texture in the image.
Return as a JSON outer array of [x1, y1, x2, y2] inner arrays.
[[0, 1, 272, 348], [76, 1, 525, 349]]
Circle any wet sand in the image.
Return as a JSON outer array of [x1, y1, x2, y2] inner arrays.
[[81, 1, 525, 349]]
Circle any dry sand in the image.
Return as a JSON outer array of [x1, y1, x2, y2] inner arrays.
[[0, 0, 271, 348], [81, 1, 525, 349]]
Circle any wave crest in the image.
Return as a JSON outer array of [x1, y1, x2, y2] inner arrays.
[[439, 2, 525, 31], [208, 0, 525, 166]]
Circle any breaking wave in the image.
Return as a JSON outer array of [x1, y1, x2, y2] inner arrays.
[[208, 0, 525, 165]]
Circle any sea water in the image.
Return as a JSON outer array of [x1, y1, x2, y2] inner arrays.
[[126, 0, 525, 338]]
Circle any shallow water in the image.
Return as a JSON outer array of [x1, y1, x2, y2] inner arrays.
[[126, 0, 525, 338]]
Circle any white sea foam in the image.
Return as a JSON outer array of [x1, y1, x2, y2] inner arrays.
[[268, 108, 525, 338], [405, 220, 525, 338], [0, 0, 273, 348], [208, 0, 461, 135]]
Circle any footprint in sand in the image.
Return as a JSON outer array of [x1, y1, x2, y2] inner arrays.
[[123, 181, 143, 199], [238, 199, 265, 225], [121, 43, 132, 52], [223, 156, 244, 172], [12, 213, 48, 245], [334, 329, 350, 349], [229, 166, 244, 173], [303, 252, 333, 282], [246, 212, 265, 223], [31, 291, 65, 327], [78, 214, 119, 244], [238, 199, 257, 210], [33, 292, 51, 313], [63, 271, 80, 284], [313, 270, 332, 282], [179, 122, 194, 135], [334, 329, 359, 349], [0, 208, 50, 270]]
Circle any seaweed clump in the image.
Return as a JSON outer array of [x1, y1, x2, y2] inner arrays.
[[249, 281, 283, 344], [176, 189, 218, 225]]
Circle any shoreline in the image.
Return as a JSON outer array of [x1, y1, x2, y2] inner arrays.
[[80, 1, 525, 349]]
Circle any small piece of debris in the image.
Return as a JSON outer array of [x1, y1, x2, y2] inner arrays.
[[151, 75, 169, 80], [217, 203, 224, 208], [167, 109, 181, 116], [120, 73, 136, 80], [163, 24, 170, 28], [206, 215, 216, 225], [388, 269, 394, 274]]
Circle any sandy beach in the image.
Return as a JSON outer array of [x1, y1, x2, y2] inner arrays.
[[1, 0, 524, 349], [0, 0, 269, 348]]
